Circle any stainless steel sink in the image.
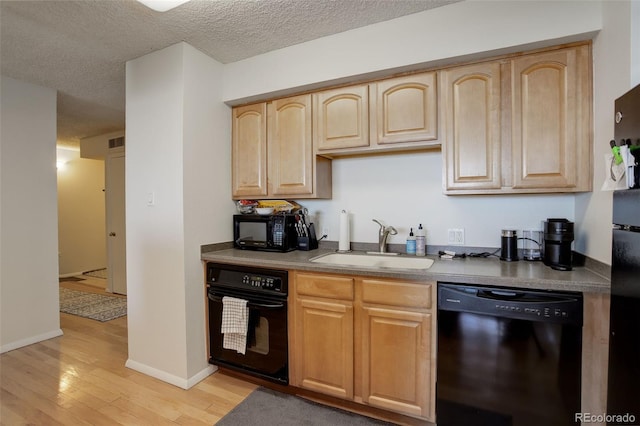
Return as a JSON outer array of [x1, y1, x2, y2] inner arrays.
[[310, 252, 434, 270]]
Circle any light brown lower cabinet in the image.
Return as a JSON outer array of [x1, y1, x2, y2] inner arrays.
[[292, 273, 355, 399], [290, 271, 436, 422], [294, 297, 354, 399]]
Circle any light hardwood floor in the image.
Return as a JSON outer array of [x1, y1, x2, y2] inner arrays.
[[0, 278, 257, 425]]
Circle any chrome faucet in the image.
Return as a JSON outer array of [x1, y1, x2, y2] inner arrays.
[[372, 219, 398, 254]]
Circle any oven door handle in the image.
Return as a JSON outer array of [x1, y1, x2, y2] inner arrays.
[[208, 293, 285, 309]]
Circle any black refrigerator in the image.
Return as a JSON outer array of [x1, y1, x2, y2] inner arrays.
[[607, 85, 640, 425]]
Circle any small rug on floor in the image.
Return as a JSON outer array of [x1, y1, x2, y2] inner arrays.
[[59, 287, 126, 322], [83, 268, 107, 279], [215, 387, 393, 425]]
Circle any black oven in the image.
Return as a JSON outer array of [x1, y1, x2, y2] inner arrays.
[[206, 262, 288, 384]]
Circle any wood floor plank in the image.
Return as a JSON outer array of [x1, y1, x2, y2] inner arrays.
[[109, 397, 181, 426], [1, 375, 92, 425], [2, 357, 64, 401], [61, 386, 114, 411], [86, 369, 185, 421], [0, 388, 53, 426], [126, 370, 215, 410], [96, 403, 148, 426], [174, 413, 215, 426], [53, 392, 118, 426], [3, 341, 123, 407], [4, 345, 93, 388], [0, 403, 28, 426], [196, 373, 257, 404], [0, 294, 256, 426]]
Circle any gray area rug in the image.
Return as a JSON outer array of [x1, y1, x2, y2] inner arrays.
[[216, 387, 393, 425], [59, 287, 126, 322]]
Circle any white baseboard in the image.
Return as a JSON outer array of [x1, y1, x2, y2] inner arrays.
[[1, 328, 64, 354], [187, 364, 218, 388], [125, 359, 217, 389]]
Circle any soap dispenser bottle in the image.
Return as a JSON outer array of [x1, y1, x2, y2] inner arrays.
[[406, 228, 416, 255], [416, 224, 426, 256]]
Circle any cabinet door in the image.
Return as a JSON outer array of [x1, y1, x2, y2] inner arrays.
[[268, 95, 314, 196], [361, 306, 432, 419], [511, 46, 590, 189], [372, 72, 437, 144], [314, 85, 369, 151], [294, 297, 354, 399], [442, 62, 502, 191], [232, 103, 268, 197]]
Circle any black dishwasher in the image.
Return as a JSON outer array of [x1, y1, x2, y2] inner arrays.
[[436, 283, 583, 426]]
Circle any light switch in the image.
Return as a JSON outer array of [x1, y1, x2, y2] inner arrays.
[[147, 192, 155, 206]]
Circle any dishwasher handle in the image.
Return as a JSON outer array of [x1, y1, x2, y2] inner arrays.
[[437, 283, 583, 326], [478, 289, 525, 300]]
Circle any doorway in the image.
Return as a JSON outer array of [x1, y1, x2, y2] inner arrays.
[[56, 134, 127, 297], [106, 148, 127, 295], [56, 147, 107, 281]]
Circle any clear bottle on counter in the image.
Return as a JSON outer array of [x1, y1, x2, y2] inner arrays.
[[416, 224, 426, 256], [406, 228, 416, 255]]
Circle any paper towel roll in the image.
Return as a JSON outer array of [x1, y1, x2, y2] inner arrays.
[[338, 210, 350, 252]]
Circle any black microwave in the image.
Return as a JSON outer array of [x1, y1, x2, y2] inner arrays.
[[233, 214, 297, 252]]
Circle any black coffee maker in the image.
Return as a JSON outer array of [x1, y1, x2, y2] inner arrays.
[[543, 218, 574, 271]]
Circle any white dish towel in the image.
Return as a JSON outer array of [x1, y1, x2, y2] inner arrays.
[[221, 296, 249, 354]]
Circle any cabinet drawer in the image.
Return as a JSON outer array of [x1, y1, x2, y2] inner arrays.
[[296, 273, 354, 300], [361, 279, 432, 309]]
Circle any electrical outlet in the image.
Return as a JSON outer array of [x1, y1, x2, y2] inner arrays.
[[322, 226, 329, 238], [448, 228, 465, 245]]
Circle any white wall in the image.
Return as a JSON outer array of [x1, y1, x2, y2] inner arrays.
[[80, 130, 125, 160], [303, 152, 574, 248], [125, 42, 230, 387], [57, 147, 106, 276], [182, 43, 234, 378], [1, 76, 62, 352], [575, 1, 638, 264], [223, 0, 601, 104], [221, 0, 604, 257]]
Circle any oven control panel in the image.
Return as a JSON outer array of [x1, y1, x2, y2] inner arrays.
[[206, 262, 288, 296], [241, 274, 282, 291]]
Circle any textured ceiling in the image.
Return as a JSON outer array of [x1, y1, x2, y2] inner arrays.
[[0, 0, 459, 148]]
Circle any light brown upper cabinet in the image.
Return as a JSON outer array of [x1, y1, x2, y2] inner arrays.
[[314, 73, 439, 157], [441, 62, 502, 191], [232, 95, 331, 199], [372, 72, 438, 145], [442, 43, 592, 194], [511, 45, 591, 191], [232, 103, 268, 197], [314, 85, 370, 152]]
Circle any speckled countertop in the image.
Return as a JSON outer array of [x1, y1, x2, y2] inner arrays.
[[201, 246, 610, 294]]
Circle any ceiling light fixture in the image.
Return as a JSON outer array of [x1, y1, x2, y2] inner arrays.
[[137, 0, 191, 12]]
